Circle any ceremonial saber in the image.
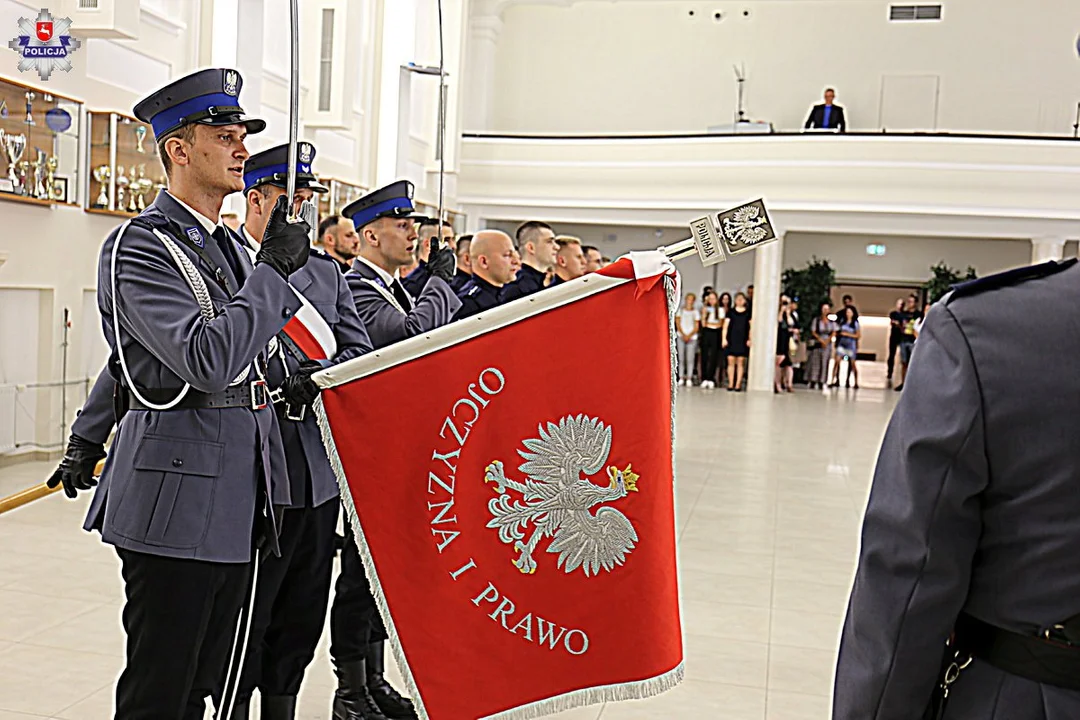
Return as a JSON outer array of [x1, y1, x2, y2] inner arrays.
[[436, 0, 447, 225], [284, 0, 300, 212]]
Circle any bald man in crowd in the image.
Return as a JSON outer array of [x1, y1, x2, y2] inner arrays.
[[550, 235, 587, 287], [454, 230, 517, 320]]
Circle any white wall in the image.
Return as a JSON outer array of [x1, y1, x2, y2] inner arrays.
[[487, 0, 1080, 135], [783, 232, 1032, 284]]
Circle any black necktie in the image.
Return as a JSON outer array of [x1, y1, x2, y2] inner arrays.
[[212, 226, 244, 283], [390, 278, 413, 312]]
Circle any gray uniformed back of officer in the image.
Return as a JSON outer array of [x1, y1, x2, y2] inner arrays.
[[834, 259, 1080, 719]]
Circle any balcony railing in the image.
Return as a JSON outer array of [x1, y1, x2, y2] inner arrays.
[[0, 378, 93, 457]]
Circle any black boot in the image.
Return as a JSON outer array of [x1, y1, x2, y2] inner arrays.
[[332, 659, 389, 720], [365, 642, 418, 719], [261, 695, 296, 720]]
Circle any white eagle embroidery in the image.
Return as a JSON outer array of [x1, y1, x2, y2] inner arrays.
[[484, 414, 639, 577]]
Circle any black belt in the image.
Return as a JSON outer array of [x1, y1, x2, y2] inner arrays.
[[954, 612, 1080, 691], [127, 380, 269, 412]]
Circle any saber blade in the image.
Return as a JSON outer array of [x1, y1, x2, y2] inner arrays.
[[285, 0, 300, 218]]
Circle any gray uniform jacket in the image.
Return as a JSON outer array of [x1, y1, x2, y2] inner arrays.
[[254, 244, 373, 509], [834, 259, 1080, 720], [83, 191, 302, 564], [345, 259, 461, 348]]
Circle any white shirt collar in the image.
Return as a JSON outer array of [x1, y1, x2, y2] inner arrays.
[[166, 191, 220, 236], [242, 225, 259, 248], [355, 254, 398, 286]]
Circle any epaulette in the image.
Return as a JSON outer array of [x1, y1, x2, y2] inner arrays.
[[308, 248, 334, 262], [946, 259, 1077, 303]]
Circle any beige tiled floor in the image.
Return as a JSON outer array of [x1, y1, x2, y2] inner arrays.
[[0, 383, 895, 719]]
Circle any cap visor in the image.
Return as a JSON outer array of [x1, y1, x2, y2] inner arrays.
[[200, 115, 266, 135], [304, 179, 330, 194]]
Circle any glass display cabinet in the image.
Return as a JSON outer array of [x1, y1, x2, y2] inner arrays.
[[415, 201, 467, 233], [86, 111, 165, 217], [316, 177, 367, 222], [0, 76, 82, 206]]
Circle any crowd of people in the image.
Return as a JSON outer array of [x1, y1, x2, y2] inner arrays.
[[676, 288, 931, 393], [315, 216, 614, 322]]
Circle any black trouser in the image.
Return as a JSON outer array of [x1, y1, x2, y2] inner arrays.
[[330, 517, 387, 664], [234, 497, 340, 701], [699, 327, 722, 383], [887, 333, 902, 378], [115, 547, 252, 720]]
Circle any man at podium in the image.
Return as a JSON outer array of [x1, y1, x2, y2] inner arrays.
[[805, 88, 847, 132]]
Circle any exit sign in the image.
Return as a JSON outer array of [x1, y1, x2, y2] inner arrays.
[[866, 243, 887, 257]]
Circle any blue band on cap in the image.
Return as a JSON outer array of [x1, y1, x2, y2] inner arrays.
[[350, 197, 413, 228], [243, 161, 313, 192], [151, 91, 243, 138]]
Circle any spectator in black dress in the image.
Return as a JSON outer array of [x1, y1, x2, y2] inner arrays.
[[723, 292, 752, 391], [718, 292, 733, 387], [886, 298, 904, 384], [775, 296, 798, 393], [698, 291, 724, 388]]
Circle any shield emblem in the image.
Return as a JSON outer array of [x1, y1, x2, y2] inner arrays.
[[36, 21, 52, 42]]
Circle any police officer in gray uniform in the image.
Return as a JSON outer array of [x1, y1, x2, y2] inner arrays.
[[330, 181, 461, 720], [50, 68, 311, 720], [220, 143, 373, 719], [834, 258, 1080, 720]]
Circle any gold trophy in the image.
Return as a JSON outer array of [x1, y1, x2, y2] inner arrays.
[[46, 156, 58, 200], [93, 165, 111, 207], [134, 125, 147, 153], [116, 165, 129, 211]]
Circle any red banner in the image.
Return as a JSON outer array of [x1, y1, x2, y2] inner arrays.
[[317, 259, 683, 719]]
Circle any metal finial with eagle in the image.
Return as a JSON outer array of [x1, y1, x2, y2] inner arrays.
[[485, 414, 639, 577]]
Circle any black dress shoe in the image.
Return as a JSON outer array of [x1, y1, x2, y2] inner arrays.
[[365, 643, 418, 719]]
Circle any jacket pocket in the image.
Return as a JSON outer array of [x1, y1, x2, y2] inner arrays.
[[112, 434, 223, 549]]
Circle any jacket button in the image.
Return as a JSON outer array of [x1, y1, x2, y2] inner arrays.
[[172, 458, 183, 468], [283, 308, 292, 318]]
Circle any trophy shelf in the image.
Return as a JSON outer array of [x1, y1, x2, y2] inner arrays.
[[86, 110, 165, 218], [317, 178, 368, 222], [0, 75, 83, 207]]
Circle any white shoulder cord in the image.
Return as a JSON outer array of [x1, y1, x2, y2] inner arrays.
[[361, 276, 407, 315], [110, 222, 253, 411]]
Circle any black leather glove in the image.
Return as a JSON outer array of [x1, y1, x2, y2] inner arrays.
[[256, 195, 311, 279], [281, 359, 323, 408], [46, 433, 107, 499], [427, 237, 457, 283]]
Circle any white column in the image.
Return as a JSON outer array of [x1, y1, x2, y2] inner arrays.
[[1031, 236, 1066, 264], [747, 232, 784, 393], [462, 11, 502, 131], [375, 0, 419, 185]]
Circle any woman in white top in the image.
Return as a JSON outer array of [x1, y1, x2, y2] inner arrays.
[[676, 293, 701, 387]]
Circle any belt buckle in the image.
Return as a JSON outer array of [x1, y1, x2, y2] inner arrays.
[[250, 380, 269, 410], [285, 402, 307, 422]]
